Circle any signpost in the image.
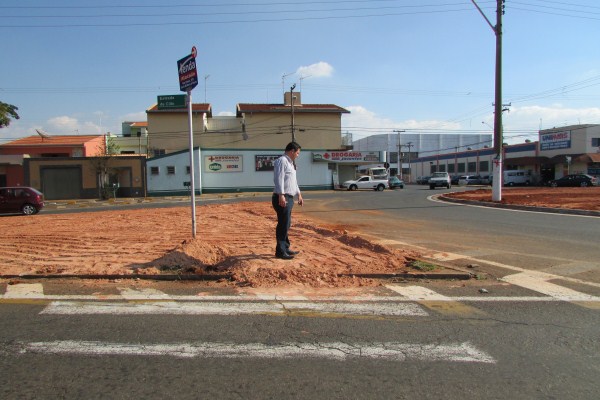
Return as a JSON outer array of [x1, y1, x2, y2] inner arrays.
[[157, 95, 186, 110], [178, 46, 199, 238]]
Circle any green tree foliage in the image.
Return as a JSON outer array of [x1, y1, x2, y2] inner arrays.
[[0, 101, 20, 128]]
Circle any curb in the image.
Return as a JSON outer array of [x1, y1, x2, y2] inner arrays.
[[1, 271, 472, 282], [438, 195, 600, 217]]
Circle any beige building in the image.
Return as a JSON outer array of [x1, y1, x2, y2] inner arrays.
[[146, 92, 349, 154]]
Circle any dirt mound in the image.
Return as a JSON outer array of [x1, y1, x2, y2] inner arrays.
[[0, 202, 421, 288]]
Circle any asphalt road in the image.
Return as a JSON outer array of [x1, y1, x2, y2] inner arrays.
[[2, 185, 599, 399], [299, 185, 600, 284]]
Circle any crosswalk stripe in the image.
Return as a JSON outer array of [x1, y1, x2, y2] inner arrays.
[[501, 271, 600, 302], [17, 340, 496, 363], [3, 283, 44, 298], [118, 288, 173, 300], [386, 285, 487, 316], [40, 300, 429, 317]]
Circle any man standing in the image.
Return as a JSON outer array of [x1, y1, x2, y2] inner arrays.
[[272, 142, 304, 260]]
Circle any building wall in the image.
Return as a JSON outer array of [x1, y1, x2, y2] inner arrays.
[[352, 133, 493, 155], [147, 111, 342, 153], [538, 125, 599, 158], [239, 112, 342, 150], [25, 156, 146, 198], [146, 112, 207, 154], [146, 148, 332, 196]]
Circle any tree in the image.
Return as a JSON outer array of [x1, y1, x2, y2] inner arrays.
[[0, 101, 20, 128], [92, 135, 122, 199]]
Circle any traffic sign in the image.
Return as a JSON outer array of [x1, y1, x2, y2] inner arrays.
[[157, 94, 186, 110], [177, 52, 198, 92]]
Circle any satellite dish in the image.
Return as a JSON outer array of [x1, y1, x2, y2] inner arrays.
[[35, 129, 51, 138]]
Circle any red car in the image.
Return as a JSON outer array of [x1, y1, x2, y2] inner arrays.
[[0, 187, 45, 215]]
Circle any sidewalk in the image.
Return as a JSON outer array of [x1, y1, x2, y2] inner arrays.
[[44, 192, 268, 210]]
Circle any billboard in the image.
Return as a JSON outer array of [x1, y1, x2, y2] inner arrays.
[[540, 130, 571, 151], [255, 155, 280, 171]]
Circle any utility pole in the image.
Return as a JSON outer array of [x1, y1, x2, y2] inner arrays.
[[405, 141, 413, 182], [393, 130, 405, 178], [471, 0, 504, 201], [290, 83, 296, 142]]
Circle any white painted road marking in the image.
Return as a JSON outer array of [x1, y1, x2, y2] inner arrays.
[[40, 300, 429, 316], [3, 283, 44, 298], [18, 340, 496, 363], [501, 271, 600, 301], [386, 285, 452, 301]]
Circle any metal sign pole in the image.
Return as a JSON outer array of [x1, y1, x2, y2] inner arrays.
[[187, 91, 197, 238], [178, 46, 199, 239]]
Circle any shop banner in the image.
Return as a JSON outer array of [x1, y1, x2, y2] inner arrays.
[[312, 151, 382, 163], [204, 155, 242, 172]]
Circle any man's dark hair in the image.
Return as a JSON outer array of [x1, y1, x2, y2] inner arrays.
[[285, 142, 301, 152]]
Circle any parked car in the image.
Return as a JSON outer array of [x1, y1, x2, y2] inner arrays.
[[458, 175, 482, 185], [388, 176, 405, 189], [416, 176, 430, 185], [450, 175, 461, 185], [0, 187, 45, 215], [428, 172, 451, 189], [548, 174, 598, 187], [480, 175, 493, 185]]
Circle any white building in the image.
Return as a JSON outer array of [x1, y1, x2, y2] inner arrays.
[[352, 132, 493, 181]]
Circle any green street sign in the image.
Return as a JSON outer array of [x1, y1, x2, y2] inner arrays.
[[157, 94, 186, 110]]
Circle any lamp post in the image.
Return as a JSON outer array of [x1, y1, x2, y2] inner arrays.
[[290, 83, 296, 142]]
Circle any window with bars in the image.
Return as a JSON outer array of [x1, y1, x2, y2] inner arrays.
[[167, 166, 176, 175], [150, 166, 159, 175]]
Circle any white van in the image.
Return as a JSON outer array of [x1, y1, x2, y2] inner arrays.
[[357, 166, 388, 180], [503, 170, 531, 186]]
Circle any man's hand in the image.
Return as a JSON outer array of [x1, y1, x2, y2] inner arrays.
[[297, 194, 304, 206], [279, 194, 287, 207]]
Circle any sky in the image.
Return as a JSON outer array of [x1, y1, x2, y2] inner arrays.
[[1, 0, 600, 146]]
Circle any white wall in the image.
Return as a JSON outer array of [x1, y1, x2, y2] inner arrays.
[[146, 148, 332, 195]]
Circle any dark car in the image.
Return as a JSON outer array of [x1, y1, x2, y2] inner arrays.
[[450, 175, 461, 185], [388, 176, 405, 189], [416, 176, 430, 185], [548, 174, 598, 187], [0, 187, 45, 215]]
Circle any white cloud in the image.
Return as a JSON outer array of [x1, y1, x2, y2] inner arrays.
[[47, 116, 80, 133], [45, 115, 103, 135], [217, 111, 235, 117], [500, 105, 600, 142], [342, 105, 461, 139], [296, 61, 334, 78], [120, 111, 147, 123]]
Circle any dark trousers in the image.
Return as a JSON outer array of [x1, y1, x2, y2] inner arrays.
[[272, 194, 293, 255]]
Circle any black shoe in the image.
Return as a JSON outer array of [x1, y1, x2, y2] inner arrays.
[[286, 249, 300, 255], [275, 253, 294, 260]]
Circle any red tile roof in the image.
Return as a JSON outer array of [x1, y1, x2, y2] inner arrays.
[[236, 103, 349, 117], [130, 122, 148, 127], [146, 103, 212, 116], [1, 135, 103, 146]]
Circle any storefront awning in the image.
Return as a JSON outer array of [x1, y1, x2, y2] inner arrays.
[[574, 153, 600, 163], [504, 156, 549, 165]]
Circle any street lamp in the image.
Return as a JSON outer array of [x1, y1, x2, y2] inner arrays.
[[290, 83, 296, 142]]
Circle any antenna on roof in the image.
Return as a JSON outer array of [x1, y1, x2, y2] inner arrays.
[[35, 129, 51, 140], [299, 75, 311, 92], [282, 72, 294, 95]]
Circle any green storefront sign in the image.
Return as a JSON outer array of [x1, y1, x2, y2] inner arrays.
[[157, 94, 186, 110]]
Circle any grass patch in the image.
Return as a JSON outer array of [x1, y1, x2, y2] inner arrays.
[[409, 260, 439, 272]]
